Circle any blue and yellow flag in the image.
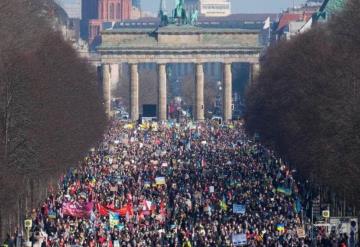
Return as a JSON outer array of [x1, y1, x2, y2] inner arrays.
[[219, 200, 228, 212], [109, 212, 120, 228], [276, 187, 292, 196], [276, 224, 285, 232]]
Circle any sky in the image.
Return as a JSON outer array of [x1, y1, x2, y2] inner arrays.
[[142, 0, 307, 14]]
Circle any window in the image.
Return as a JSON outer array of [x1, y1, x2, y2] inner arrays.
[[116, 3, 121, 19], [109, 3, 115, 19]]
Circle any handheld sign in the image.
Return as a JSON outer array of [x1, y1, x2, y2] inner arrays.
[[233, 204, 246, 214], [155, 177, 166, 185], [232, 234, 247, 246]]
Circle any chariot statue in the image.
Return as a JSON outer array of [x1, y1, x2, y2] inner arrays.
[[159, 0, 199, 27]]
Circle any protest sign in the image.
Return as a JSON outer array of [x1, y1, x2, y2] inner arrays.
[[110, 185, 118, 192], [209, 186, 214, 193], [144, 181, 151, 188], [109, 212, 120, 228], [233, 204, 246, 214], [296, 227, 306, 238], [48, 211, 56, 219], [232, 234, 247, 246], [155, 177, 166, 185]]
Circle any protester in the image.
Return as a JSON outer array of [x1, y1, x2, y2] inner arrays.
[[27, 120, 311, 247]]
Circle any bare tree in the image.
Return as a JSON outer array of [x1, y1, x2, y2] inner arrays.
[[245, 0, 360, 211], [0, 0, 106, 240]]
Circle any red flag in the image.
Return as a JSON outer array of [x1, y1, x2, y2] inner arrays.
[[160, 201, 166, 216], [96, 203, 109, 216], [201, 159, 206, 167], [96, 203, 133, 217]]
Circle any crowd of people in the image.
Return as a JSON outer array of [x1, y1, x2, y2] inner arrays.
[[7, 120, 321, 246]]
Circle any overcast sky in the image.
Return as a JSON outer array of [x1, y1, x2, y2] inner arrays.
[[142, 0, 307, 14]]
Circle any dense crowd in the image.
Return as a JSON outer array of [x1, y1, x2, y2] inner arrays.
[[9, 121, 314, 246]]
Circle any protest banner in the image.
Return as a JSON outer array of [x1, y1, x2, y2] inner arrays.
[[233, 204, 246, 214], [232, 234, 247, 246], [96, 203, 133, 217], [62, 202, 93, 218], [155, 177, 166, 185]]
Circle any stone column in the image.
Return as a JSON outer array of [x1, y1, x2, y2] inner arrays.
[[110, 64, 120, 87], [158, 63, 167, 121], [249, 62, 260, 85], [102, 64, 111, 118], [195, 63, 205, 121], [223, 63, 232, 122], [130, 63, 139, 121]]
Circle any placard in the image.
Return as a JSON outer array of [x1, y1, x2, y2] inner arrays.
[[232, 234, 247, 246], [233, 204, 246, 214], [209, 186, 214, 193], [296, 227, 306, 238], [155, 177, 166, 185]]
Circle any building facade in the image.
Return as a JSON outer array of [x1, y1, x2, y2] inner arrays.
[[184, 0, 231, 17], [97, 0, 132, 20], [89, 0, 132, 48], [200, 0, 231, 17], [55, 0, 82, 19], [132, 0, 140, 8]]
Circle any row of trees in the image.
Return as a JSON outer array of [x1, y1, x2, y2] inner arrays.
[[245, 0, 360, 211], [0, 0, 106, 241]]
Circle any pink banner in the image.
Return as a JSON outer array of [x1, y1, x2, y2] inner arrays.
[[62, 201, 93, 218]]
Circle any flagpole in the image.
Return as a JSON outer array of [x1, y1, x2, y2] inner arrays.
[[268, 18, 271, 46]]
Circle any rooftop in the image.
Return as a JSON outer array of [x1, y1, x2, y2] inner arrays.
[[102, 24, 260, 34]]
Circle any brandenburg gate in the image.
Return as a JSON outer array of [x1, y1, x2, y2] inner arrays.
[[98, 25, 262, 121]]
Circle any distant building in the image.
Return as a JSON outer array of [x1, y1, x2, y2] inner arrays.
[[100, 13, 274, 80], [131, 6, 141, 19], [81, 0, 98, 40], [97, 0, 131, 20], [55, 0, 82, 40], [275, 5, 318, 40], [88, 0, 132, 48], [184, 0, 231, 17], [132, 0, 141, 8], [275, 0, 346, 40], [199, 0, 231, 17], [55, 0, 82, 19]]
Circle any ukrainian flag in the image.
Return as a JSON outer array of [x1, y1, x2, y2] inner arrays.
[[219, 200, 228, 212], [109, 212, 120, 228], [276, 187, 292, 196], [276, 224, 285, 232]]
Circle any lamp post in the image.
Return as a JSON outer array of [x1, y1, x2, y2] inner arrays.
[[216, 81, 222, 116]]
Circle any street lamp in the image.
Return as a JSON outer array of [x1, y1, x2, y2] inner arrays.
[[215, 81, 222, 115]]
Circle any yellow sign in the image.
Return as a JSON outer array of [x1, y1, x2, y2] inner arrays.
[[322, 210, 330, 218], [24, 219, 32, 228], [155, 177, 166, 185], [296, 227, 306, 238]]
